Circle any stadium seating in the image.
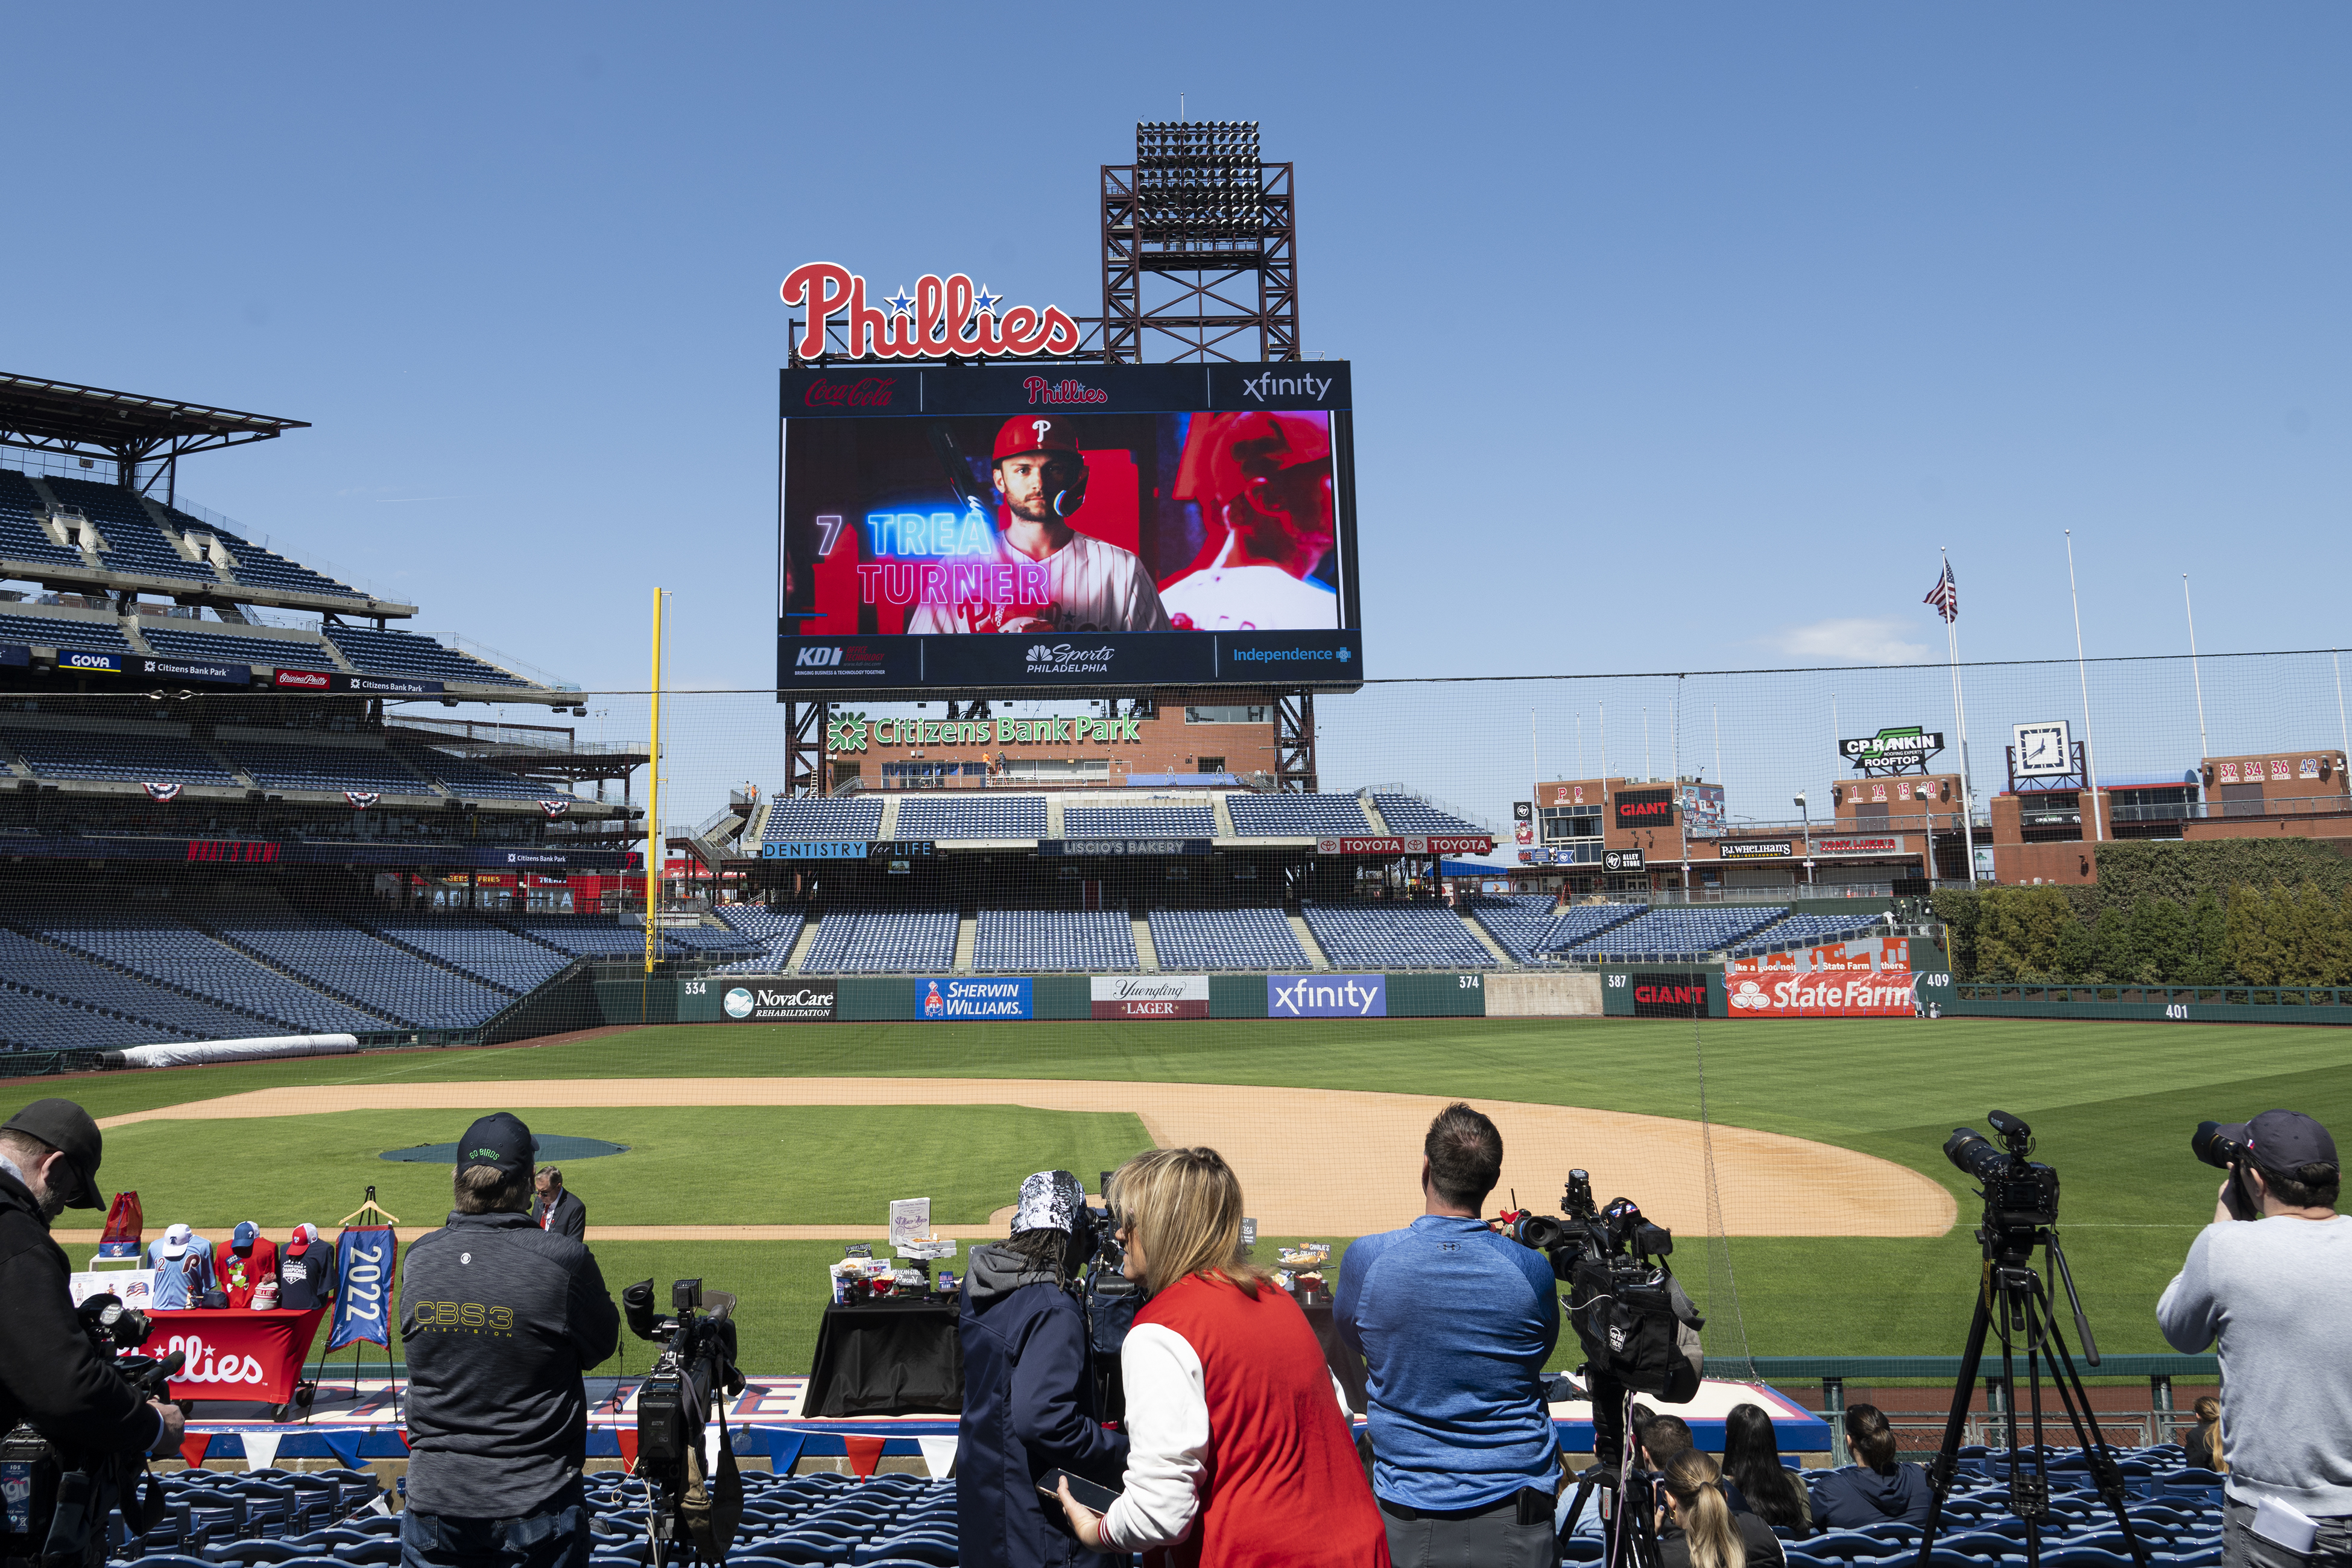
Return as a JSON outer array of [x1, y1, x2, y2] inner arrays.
[[1559, 905, 1792, 960], [398, 748, 560, 801], [320, 625, 528, 688], [158, 502, 373, 604], [1372, 793, 1486, 835], [37, 476, 215, 587], [207, 912, 518, 1029], [1462, 895, 1642, 964], [362, 916, 575, 992], [219, 741, 432, 796], [32, 914, 393, 1035], [0, 928, 282, 1043], [973, 909, 1137, 972], [1727, 911, 1888, 955], [1225, 792, 1375, 836], [0, 469, 86, 569], [892, 795, 1048, 840], [761, 797, 886, 841], [1, 726, 241, 786], [1303, 904, 1497, 969], [0, 610, 131, 653], [140, 626, 337, 670], [709, 904, 808, 973], [1147, 907, 1308, 970], [1062, 804, 1218, 838], [801, 907, 958, 973]]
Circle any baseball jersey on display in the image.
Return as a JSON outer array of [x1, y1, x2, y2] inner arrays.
[[277, 1241, 332, 1310], [221, 1236, 278, 1308], [1161, 554, 1339, 631], [147, 1250, 207, 1311], [906, 530, 1171, 635]]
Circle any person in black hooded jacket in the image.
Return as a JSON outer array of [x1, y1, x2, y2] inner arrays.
[[957, 1170, 1129, 1568]]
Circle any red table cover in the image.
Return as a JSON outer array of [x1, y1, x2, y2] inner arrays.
[[148, 1307, 329, 1403]]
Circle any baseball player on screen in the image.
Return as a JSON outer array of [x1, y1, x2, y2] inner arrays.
[[1158, 411, 1339, 631], [908, 416, 1172, 635]]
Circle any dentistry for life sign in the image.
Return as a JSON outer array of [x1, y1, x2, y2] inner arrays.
[[1724, 970, 1920, 1018]]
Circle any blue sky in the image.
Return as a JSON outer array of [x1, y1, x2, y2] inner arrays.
[[3, 5, 2344, 717]]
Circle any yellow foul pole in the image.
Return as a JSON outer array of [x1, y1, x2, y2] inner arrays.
[[644, 588, 665, 975]]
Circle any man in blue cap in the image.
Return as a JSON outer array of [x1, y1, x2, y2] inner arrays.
[[398, 1112, 619, 1568]]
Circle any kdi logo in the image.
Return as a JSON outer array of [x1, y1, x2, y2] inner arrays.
[[795, 646, 844, 668]]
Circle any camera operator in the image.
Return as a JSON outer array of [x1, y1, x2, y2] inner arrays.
[[0, 1099, 184, 1466], [398, 1113, 619, 1568], [1333, 1102, 1560, 1568], [2157, 1110, 2352, 1568]]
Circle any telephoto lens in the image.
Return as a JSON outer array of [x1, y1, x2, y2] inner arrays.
[[2192, 1121, 2245, 1171], [1944, 1127, 2009, 1183]]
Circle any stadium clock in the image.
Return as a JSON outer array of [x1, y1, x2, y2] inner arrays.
[[2012, 720, 2074, 777]]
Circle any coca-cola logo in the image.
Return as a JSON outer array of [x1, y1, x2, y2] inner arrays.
[[803, 376, 897, 409]]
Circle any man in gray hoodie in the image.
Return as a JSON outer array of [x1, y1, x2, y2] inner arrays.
[[2158, 1109, 2350, 1568], [398, 1112, 619, 1568]]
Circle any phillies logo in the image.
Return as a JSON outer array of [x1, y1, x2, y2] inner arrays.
[[1023, 376, 1107, 406], [803, 376, 897, 409], [161, 1333, 267, 1387], [782, 263, 1081, 361]]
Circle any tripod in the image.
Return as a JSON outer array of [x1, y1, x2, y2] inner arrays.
[[1915, 1222, 2151, 1568], [1558, 1376, 1665, 1568]]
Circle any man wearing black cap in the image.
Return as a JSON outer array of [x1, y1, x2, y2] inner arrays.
[[2157, 1109, 2351, 1568], [0, 1099, 185, 1462], [398, 1113, 619, 1568]]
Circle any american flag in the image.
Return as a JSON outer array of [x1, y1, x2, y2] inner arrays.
[[1924, 561, 1958, 624]]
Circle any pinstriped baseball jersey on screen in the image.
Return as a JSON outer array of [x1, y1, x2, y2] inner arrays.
[[906, 530, 1172, 634]]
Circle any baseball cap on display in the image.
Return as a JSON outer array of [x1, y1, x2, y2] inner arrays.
[[993, 416, 1083, 463], [2215, 1110, 2339, 1176], [286, 1222, 321, 1257], [159, 1222, 195, 1259], [232, 1221, 259, 1252], [1207, 411, 1331, 498], [1, 1098, 106, 1210], [456, 1112, 537, 1179]]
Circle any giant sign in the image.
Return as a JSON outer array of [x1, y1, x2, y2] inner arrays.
[[779, 361, 1361, 695], [1613, 788, 1674, 829], [1629, 972, 1709, 1018]]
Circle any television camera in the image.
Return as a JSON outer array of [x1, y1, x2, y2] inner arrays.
[[623, 1279, 745, 1568], [0, 1294, 180, 1568]]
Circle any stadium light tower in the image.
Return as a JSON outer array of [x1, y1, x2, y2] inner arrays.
[[1101, 121, 1298, 364]]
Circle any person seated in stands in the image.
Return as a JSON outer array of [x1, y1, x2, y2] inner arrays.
[[2184, 1395, 2227, 1473], [1809, 1405, 1930, 1528], [1645, 1414, 1753, 1515], [1660, 1452, 1786, 1568], [1722, 1403, 1814, 1538]]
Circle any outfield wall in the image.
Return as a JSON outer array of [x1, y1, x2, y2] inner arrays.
[[597, 972, 1502, 1024]]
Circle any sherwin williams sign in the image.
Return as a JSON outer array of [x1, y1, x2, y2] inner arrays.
[[1267, 974, 1386, 1018], [917, 977, 1032, 1020]]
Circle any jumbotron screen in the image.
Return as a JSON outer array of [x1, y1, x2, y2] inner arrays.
[[777, 361, 1361, 694]]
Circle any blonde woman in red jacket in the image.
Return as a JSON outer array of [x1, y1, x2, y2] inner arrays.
[[1054, 1146, 1389, 1568]]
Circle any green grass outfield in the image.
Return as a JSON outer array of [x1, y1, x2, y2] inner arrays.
[[42, 1015, 2352, 1377]]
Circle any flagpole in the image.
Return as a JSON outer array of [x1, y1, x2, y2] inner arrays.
[[2065, 531, 2105, 842], [1933, 550, 1979, 885], [2184, 575, 2210, 764]]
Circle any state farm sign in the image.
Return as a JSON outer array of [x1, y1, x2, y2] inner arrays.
[[1725, 971, 1920, 1018]]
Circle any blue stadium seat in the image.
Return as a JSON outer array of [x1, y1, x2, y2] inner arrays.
[[218, 741, 432, 796], [208, 912, 518, 1029], [364, 915, 574, 991], [0, 468, 89, 567], [1, 724, 239, 786], [321, 625, 529, 687], [893, 795, 1047, 840], [1558, 906, 1791, 959], [141, 627, 337, 671], [973, 910, 1136, 972], [33, 912, 393, 1035], [709, 905, 810, 973], [0, 610, 133, 653], [762, 797, 885, 842], [802, 908, 959, 974], [1146, 908, 1307, 970], [1372, 793, 1486, 835], [1063, 804, 1218, 838], [1727, 912, 1886, 956], [38, 476, 217, 588], [397, 749, 557, 801], [1302, 905, 1496, 969], [1224, 792, 1374, 837]]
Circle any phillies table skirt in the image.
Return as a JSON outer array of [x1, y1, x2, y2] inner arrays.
[[147, 1306, 328, 1405]]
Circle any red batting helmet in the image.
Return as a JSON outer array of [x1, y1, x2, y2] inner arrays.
[[993, 416, 1084, 462], [1207, 412, 1330, 498]]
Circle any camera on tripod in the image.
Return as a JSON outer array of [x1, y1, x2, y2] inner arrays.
[[1, 1293, 180, 1568], [1944, 1110, 2062, 1246], [622, 1279, 745, 1567], [1500, 1172, 1703, 1418]]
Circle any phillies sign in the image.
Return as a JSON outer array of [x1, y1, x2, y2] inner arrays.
[[782, 263, 1081, 361]]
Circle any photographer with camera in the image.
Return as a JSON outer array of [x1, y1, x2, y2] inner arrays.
[[1333, 1103, 1560, 1568], [2157, 1110, 2352, 1568], [958, 1170, 1128, 1568], [397, 1113, 619, 1568]]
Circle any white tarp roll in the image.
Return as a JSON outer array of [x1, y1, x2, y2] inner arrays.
[[99, 1034, 361, 1070]]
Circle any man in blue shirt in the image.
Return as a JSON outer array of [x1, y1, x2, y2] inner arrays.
[[1335, 1101, 1561, 1568]]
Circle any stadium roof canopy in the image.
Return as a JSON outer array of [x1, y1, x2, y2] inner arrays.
[[0, 371, 308, 470]]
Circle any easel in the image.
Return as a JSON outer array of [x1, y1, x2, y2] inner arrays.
[[306, 1187, 402, 1424]]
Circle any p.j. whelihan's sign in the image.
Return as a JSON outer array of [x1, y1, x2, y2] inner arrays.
[[782, 264, 1082, 362], [827, 714, 1142, 753]]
